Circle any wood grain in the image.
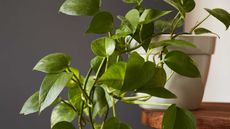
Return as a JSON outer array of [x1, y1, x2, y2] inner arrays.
[[141, 103, 230, 129]]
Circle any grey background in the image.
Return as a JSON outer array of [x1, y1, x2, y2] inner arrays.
[[0, 0, 171, 129]]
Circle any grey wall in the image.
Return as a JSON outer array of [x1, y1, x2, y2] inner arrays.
[[0, 0, 170, 129]]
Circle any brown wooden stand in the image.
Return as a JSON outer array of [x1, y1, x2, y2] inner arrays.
[[141, 103, 230, 129]]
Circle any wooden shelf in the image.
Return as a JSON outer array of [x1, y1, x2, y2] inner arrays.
[[141, 103, 230, 129]]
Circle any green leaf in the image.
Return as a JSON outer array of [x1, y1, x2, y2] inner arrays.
[[91, 37, 116, 57], [162, 104, 196, 129], [122, 53, 157, 92], [133, 22, 155, 51], [194, 28, 220, 38], [115, 9, 140, 37], [205, 8, 230, 30], [100, 62, 127, 90], [125, 9, 140, 31], [52, 121, 75, 129], [194, 28, 212, 34], [86, 11, 113, 34], [20, 92, 39, 115], [150, 39, 196, 48], [164, 51, 200, 77], [144, 67, 167, 88], [39, 72, 73, 112], [33, 53, 71, 73], [68, 86, 82, 111], [59, 0, 100, 16], [122, 52, 145, 91], [51, 102, 77, 128], [103, 117, 132, 129], [137, 87, 176, 98], [93, 87, 108, 118], [140, 9, 172, 24], [178, 0, 196, 12], [103, 117, 120, 129], [155, 19, 183, 32], [90, 56, 106, 77]]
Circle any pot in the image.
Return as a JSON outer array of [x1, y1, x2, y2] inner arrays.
[[134, 34, 216, 110]]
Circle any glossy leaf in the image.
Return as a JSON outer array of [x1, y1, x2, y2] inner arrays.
[[93, 87, 108, 118], [164, 51, 200, 77], [194, 28, 212, 34], [140, 9, 172, 24], [205, 8, 230, 30], [59, 0, 100, 16], [125, 9, 140, 32], [103, 117, 132, 129], [144, 67, 167, 88], [33, 53, 71, 73], [86, 11, 114, 34], [150, 39, 196, 48], [39, 72, 73, 112], [20, 92, 39, 115], [178, 0, 195, 12], [51, 102, 77, 128], [122, 52, 145, 91], [52, 121, 75, 129], [162, 104, 196, 129], [90, 56, 105, 74], [122, 53, 155, 92], [133, 22, 155, 51], [91, 37, 116, 57], [137, 87, 176, 98], [68, 86, 82, 111], [100, 62, 127, 90], [115, 9, 140, 37], [194, 28, 220, 38]]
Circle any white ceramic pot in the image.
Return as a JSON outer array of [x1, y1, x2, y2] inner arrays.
[[134, 34, 216, 110]]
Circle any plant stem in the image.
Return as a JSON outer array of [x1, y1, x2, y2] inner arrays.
[[120, 43, 143, 54], [122, 95, 151, 101], [78, 101, 85, 129], [68, 67, 93, 105], [167, 70, 174, 81], [88, 107, 95, 129], [112, 97, 117, 117], [189, 14, 211, 33]]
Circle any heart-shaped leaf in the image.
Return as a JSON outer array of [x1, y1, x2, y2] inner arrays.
[[52, 121, 75, 129], [164, 51, 200, 77], [91, 37, 116, 57], [140, 9, 172, 24], [205, 8, 230, 30], [162, 104, 196, 129], [100, 62, 127, 90], [86, 11, 114, 34], [33, 53, 71, 73], [39, 72, 73, 112], [51, 102, 77, 128], [59, 0, 100, 16], [20, 92, 39, 115]]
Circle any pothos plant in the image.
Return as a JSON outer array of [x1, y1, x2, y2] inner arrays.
[[20, 0, 230, 129]]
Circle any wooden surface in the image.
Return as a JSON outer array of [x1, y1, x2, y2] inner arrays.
[[141, 103, 230, 129]]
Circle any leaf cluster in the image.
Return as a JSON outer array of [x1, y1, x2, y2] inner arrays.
[[20, 0, 230, 129]]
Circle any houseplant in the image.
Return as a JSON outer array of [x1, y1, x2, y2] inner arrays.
[[20, 0, 230, 129]]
